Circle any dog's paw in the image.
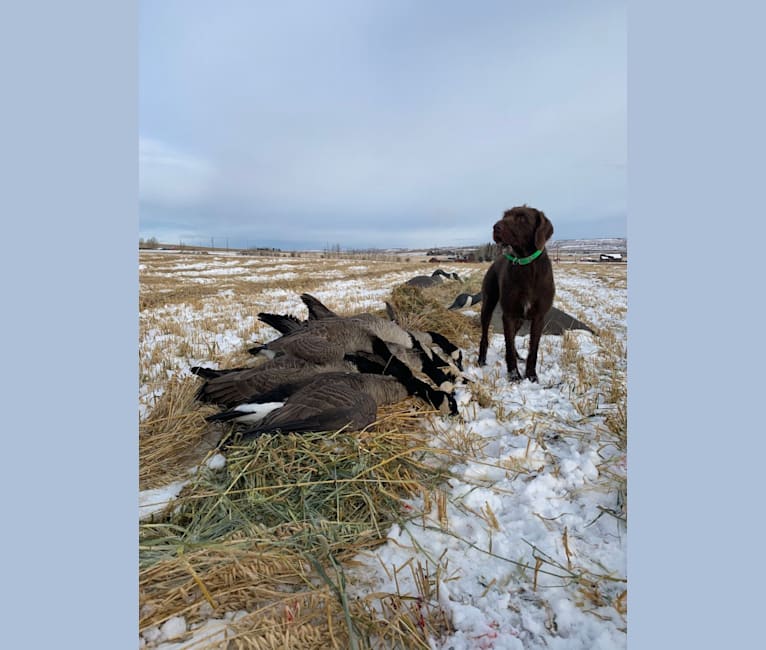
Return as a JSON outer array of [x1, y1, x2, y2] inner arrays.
[[477, 356, 487, 367], [525, 372, 539, 383], [508, 368, 522, 382]]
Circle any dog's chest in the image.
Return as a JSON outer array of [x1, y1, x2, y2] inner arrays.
[[499, 290, 535, 318], [499, 266, 553, 319]]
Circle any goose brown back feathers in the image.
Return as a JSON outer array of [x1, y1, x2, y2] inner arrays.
[[226, 373, 409, 443], [195, 356, 357, 407], [250, 315, 412, 364]]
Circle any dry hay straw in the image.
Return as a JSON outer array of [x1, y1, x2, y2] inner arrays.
[[140, 399, 455, 649], [387, 283, 480, 348], [140, 375, 221, 490]]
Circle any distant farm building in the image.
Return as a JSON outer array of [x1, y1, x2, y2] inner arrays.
[[599, 253, 624, 262]]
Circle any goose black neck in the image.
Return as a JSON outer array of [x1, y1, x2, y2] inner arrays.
[[370, 336, 457, 415], [409, 335, 452, 386]]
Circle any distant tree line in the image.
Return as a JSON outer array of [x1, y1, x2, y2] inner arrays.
[[321, 243, 402, 262], [424, 243, 500, 262], [240, 246, 283, 256]]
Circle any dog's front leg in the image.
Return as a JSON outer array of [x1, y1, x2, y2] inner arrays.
[[525, 314, 545, 382], [502, 313, 523, 381]]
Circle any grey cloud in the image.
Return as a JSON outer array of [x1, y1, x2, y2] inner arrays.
[[140, 1, 626, 248]]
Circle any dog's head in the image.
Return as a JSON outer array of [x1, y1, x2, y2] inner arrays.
[[492, 205, 554, 256]]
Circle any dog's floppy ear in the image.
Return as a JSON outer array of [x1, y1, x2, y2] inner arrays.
[[534, 210, 554, 251]]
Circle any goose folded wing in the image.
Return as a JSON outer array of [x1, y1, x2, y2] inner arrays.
[[250, 328, 347, 364], [235, 384, 377, 441], [196, 363, 326, 406], [276, 333, 347, 364]]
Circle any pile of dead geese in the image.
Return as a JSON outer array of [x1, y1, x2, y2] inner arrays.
[[191, 293, 464, 449]]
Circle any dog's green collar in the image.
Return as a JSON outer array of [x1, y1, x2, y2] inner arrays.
[[504, 249, 543, 265]]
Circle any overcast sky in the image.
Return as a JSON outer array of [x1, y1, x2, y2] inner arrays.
[[139, 0, 626, 250]]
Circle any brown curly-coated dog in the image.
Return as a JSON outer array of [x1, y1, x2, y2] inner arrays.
[[478, 205, 555, 382]]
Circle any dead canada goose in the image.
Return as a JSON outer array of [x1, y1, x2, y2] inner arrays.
[[193, 355, 363, 407], [249, 302, 414, 362], [433, 269, 461, 281], [248, 316, 408, 364], [255, 312, 458, 392], [300, 293, 464, 376], [404, 274, 443, 289], [448, 292, 483, 310], [204, 364, 396, 426], [219, 372, 409, 445], [298, 294, 414, 348], [444, 290, 594, 335], [490, 305, 595, 336], [404, 269, 460, 288]]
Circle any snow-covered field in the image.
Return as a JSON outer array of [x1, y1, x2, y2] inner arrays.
[[139, 251, 626, 649]]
